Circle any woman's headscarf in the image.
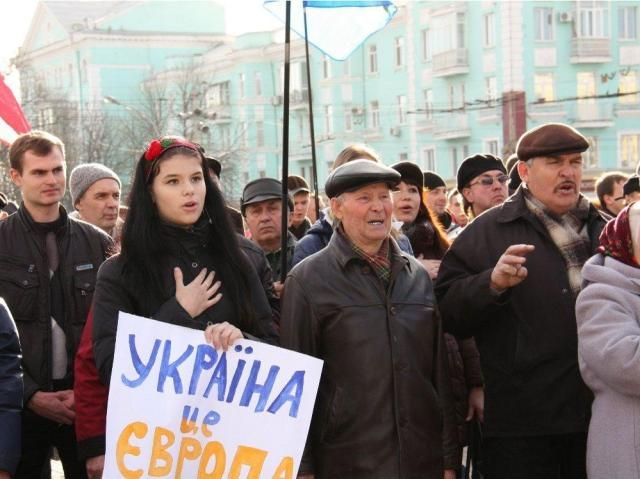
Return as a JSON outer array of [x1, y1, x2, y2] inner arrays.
[[598, 203, 639, 267]]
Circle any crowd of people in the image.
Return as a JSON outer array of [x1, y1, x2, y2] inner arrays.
[[0, 122, 639, 479]]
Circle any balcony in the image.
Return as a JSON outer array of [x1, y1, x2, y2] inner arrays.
[[568, 102, 613, 128], [433, 112, 470, 140], [290, 89, 309, 110], [570, 38, 611, 63], [528, 102, 566, 121], [432, 48, 469, 77]]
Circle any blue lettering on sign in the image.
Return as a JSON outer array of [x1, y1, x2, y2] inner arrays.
[[121, 335, 161, 388], [267, 370, 305, 418], [240, 362, 280, 413], [189, 344, 218, 395], [204, 352, 227, 400], [157, 340, 194, 394]]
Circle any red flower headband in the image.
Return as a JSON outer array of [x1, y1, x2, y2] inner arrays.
[[143, 137, 201, 182]]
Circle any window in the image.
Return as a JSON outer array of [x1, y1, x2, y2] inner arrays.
[[324, 105, 333, 135], [370, 101, 380, 128], [577, 71, 596, 99], [395, 37, 405, 67], [583, 136, 599, 169], [486, 76, 498, 105], [422, 148, 436, 171], [451, 147, 459, 174], [399, 152, 409, 162], [206, 81, 231, 107], [577, 0, 609, 38], [218, 125, 231, 150], [297, 117, 307, 141], [424, 89, 433, 120], [462, 144, 469, 158], [257, 154, 266, 178], [343, 59, 351, 77], [397, 95, 407, 124], [483, 13, 495, 47], [238, 73, 245, 98], [432, 12, 466, 54], [255, 72, 263, 97], [239, 121, 248, 147], [256, 121, 265, 147], [619, 6, 638, 39], [484, 139, 499, 156], [322, 55, 331, 79], [534, 73, 555, 102], [619, 71, 638, 104], [620, 133, 640, 168], [534, 7, 554, 41], [421, 29, 432, 61], [448, 83, 466, 109], [344, 108, 353, 132], [368, 45, 378, 73]]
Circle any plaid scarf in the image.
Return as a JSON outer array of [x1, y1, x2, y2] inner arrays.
[[338, 225, 391, 285], [523, 188, 591, 295]]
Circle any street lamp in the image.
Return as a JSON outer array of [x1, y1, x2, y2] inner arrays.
[[103, 95, 163, 137]]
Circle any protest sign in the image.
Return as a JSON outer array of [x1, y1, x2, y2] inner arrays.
[[104, 312, 323, 478]]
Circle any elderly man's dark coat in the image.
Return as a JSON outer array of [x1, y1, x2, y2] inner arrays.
[[281, 232, 459, 479], [435, 188, 606, 438]]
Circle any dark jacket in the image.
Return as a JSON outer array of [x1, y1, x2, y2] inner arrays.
[[435, 188, 606, 438], [281, 231, 459, 479], [92, 224, 278, 385], [0, 298, 22, 475], [0, 205, 112, 402], [74, 234, 280, 461], [266, 230, 297, 282], [292, 216, 414, 266]]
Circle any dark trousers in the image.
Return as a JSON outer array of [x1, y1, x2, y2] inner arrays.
[[15, 410, 87, 479], [482, 433, 587, 479]]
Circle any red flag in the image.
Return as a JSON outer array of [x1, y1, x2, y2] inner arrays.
[[0, 73, 31, 145]]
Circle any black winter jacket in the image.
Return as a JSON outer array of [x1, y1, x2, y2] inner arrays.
[[92, 223, 278, 385], [0, 205, 112, 401], [281, 231, 459, 479], [435, 188, 606, 437], [0, 298, 22, 475]]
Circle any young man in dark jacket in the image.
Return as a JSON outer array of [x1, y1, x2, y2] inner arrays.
[[281, 160, 459, 479], [435, 123, 607, 479], [0, 131, 112, 479]]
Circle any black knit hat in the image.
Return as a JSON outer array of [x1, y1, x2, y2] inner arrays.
[[516, 123, 589, 161], [623, 175, 640, 196], [205, 156, 221, 178], [324, 160, 400, 198], [391, 161, 424, 189], [457, 154, 506, 192], [423, 171, 446, 190]]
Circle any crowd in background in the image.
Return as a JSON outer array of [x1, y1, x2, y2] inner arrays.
[[1, 122, 640, 479]]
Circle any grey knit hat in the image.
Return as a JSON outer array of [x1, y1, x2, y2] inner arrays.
[[70, 163, 121, 205]]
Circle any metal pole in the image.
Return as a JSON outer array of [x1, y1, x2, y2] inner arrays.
[[280, 0, 292, 283], [303, 4, 320, 222]]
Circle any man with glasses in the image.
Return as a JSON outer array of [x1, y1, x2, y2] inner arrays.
[[594, 171, 628, 219], [436, 123, 607, 479], [458, 154, 509, 220]]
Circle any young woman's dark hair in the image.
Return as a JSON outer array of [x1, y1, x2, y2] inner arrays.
[[120, 142, 257, 332], [404, 180, 450, 259]]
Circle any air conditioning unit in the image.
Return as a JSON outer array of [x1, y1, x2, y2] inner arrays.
[[558, 11, 573, 23], [271, 95, 282, 106], [351, 106, 364, 115], [389, 127, 401, 137]]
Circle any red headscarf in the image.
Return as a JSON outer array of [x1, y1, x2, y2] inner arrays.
[[598, 204, 639, 267]]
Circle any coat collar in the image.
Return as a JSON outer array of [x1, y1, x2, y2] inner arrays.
[[330, 227, 411, 273], [18, 202, 69, 236]]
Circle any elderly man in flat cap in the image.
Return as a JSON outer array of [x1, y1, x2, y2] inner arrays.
[[281, 160, 459, 479], [435, 123, 607, 479]]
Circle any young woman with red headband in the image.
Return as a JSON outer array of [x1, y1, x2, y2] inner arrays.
[[91, 136, 277, 385]]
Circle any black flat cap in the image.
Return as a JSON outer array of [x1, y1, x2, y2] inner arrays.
[[423, 171, 446, 190], [623, 175, 640, 196], [391, 161, 424, 189], [324, 159, 401, 198], [205, 156, 221, 178], [241, 178, 293, 214], [517, 123, 589, 162], [457, 154, 506, 192]]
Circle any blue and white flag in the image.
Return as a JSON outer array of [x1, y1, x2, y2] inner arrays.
[[264, 0, 397, 60]]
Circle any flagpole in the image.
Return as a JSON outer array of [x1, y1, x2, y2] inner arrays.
[[303, 3, 320, 222], [280, 0, 292, 283]]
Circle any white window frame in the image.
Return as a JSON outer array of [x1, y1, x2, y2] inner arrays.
[[255, 121, 265, 147], [255, 72, 262, 97], [583, 136, 599, 169], [397, 95, 407, 125], [422, 147, 436, 171], [576, 0, 610, 39], [483, 12, 495, 47], [395, 36, 405, 67], [238, 73, 245, 98], [619, 6, 638, 40], [368, 44, 378, 74], [619, 132, 640, 168], [534, 7, 555, 41], [619, 71, 639, 104], [424, 89, 433, 120], [534, 72, 555, 102], [483, 138, 500, 156], [322, 55, 331, 79], [370, 100, 380, 129], [421, 29, 432, 61], [324, 105, 334, 135], [344, 108, 353, 132]]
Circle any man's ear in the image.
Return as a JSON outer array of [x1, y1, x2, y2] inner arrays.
[[9, 168, 22, 188], [517, 161, 529, 184], [330, 197, 343, 220]]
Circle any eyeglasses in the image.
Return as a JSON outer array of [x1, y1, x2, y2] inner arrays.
[[468, 175, 510, 188]]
